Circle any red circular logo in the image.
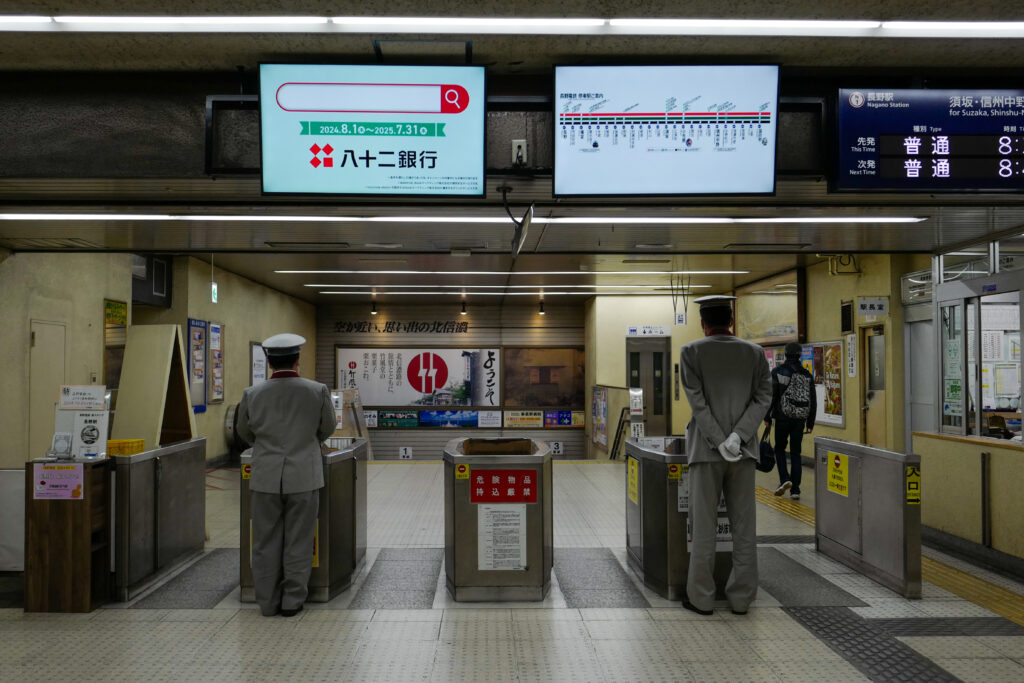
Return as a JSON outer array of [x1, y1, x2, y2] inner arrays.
[[833, 455, 841, 469], [457, 464, 467, 474], [407, 352, 449, 394], [348, 361, 357, 370]]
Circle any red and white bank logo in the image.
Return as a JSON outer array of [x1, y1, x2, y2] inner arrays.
[[309, 143, 334, 167], [407, 352, 448, 394], [348, 361, 357, 370]]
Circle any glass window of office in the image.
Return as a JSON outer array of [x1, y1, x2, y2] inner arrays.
[[942, 245, 989, 283], [979, 292, 1021, 440], [941, 304, 964, 430], [998, 234, 1024, 274]]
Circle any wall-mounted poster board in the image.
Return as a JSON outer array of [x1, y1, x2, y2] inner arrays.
[[187, 319, 207, 408], [208, 322, 225, 403], [250, 341, 267, 387], [336, 347, 500, 407], [592, 386, 609, 446], [503, 348, 585, 408], [767, 341, 844, 428], [735, 270, 804, 346]]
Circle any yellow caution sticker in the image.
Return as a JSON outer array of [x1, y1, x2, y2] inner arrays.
[[667, 463, 682, 480], [455, 463, 470, 480], [827, 451, 849, 497], [628, 457, 639, 504], [906, 465, 921, 505], [241, 463, 252, 480]]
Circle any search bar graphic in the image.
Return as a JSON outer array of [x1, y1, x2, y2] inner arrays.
[[276, 82, 470, 114]]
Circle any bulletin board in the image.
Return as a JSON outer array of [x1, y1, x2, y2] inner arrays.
[[250, 341, 267, 387], [208, 322, 225, 403], [187, 318, 207, 408]]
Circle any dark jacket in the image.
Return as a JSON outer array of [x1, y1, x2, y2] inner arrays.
[[767, 358, 816, 430]]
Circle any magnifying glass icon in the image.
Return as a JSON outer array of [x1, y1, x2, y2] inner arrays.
[[444, 89, 460, 108]]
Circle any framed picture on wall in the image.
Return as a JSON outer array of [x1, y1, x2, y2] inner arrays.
[[502, 347, 585, 409], [734, 269, 805, 346], [208, 323, 225, 403], [251, 341, 267, 387]]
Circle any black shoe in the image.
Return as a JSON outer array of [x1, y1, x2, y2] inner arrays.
[[280, 605, 303, 617], [731, 609, 748, 616], [682, 599, 713, 616]]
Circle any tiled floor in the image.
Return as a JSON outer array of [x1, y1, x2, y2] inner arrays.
[[4, 460, 1024, 681]]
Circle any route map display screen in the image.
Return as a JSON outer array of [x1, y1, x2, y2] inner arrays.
[[554, 65, 779, 196], [260, 64, 485, 196], [837, 88, 1024, 192]]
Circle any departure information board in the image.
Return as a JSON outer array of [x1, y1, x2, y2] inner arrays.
[[554, 65, 779, 196], [260, 64, 485, 196], [836, 88, 1024, 192]]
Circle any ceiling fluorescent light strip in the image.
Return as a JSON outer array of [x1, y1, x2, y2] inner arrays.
[[0, 213, 926, 225], [0, 17, 1020, 38], [319, 290, 690, 296], [305, 283, 710, 289], [279, 270, 747, 275]]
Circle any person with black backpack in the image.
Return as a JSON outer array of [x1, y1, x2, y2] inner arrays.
[[764, 342, 816, 500]]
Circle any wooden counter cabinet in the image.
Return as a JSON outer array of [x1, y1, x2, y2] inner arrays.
[[24, 459, 112, 612]]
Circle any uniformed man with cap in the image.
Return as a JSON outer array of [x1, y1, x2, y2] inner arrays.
[[678, 296, 772, 616], [237, 333, 336, 617]]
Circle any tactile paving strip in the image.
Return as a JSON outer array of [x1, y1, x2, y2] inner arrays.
[[873, 617, 1024, 637], [923, 556, 1024, 627], [754, 486, 815, 526], [784, 606, 960, 682]]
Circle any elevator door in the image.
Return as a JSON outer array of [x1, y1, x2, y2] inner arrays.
[[626, 338, 670, 436]]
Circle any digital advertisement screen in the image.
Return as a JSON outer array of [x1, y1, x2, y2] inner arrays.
[[554, 65, 779, 196], [836, 88, 1024, 192], [260, 64, 486, 196]]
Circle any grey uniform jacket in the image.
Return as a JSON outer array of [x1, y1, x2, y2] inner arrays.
[[237, 376, 337, 494], [680, 335, 772, 465]]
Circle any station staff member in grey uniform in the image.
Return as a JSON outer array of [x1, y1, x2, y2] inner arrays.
[[237, 333, 336, 617], [679, 296, 772, 616]]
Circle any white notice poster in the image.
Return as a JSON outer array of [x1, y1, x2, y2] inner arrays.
[[478, 504, 527, 571], [478, 410, 502, 428]]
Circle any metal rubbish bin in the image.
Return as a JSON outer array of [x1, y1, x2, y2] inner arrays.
[[443, 437, 553, 601], [814, 436, 922, 598], [625, 436, 731, 600], [240, 438, 368, 602]]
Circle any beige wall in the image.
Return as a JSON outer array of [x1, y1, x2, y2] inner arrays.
[[135, 257, 316, 460], [0, 252, 133, 468], [913, 433, 1024, 560], [804, 254, 929, 452], [584, 295, 704, 456]]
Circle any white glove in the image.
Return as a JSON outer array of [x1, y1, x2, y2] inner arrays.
[[718, 432, 742, 462]]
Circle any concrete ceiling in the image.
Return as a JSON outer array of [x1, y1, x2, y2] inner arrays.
[[3, 1, 1024, 73]]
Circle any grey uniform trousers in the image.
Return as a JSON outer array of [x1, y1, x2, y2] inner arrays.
[[252, 489, 320, 616], [686, 459, 758, 612]]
